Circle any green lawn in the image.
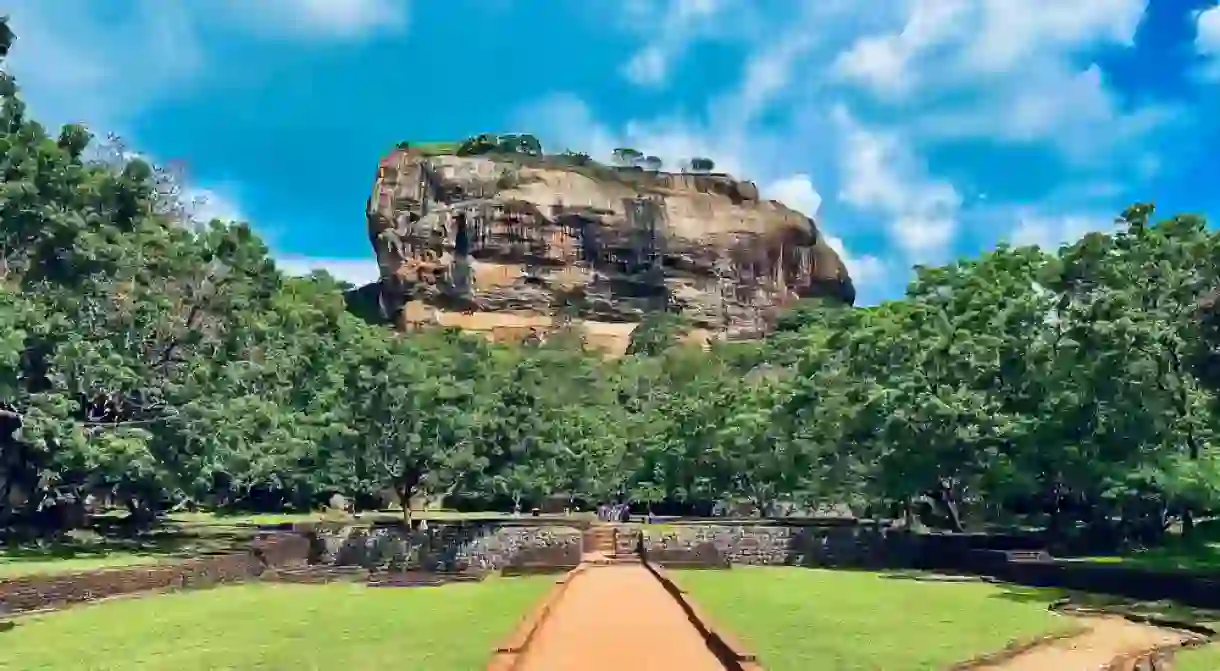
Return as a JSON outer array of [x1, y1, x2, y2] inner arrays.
[[1, 522, 244, 579], [1175, 643, 1220, 670], [0, 550, 168, 578], [0, 578, 551, 671], [409, 141, 462, 156], [1074, 541, 1220, 573], [672, 567, 1079, 671]]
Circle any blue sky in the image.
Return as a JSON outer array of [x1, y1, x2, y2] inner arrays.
[[7, 0, 1220, 305]]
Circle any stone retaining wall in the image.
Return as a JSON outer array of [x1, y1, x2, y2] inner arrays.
[[633, 523, 904, 567], [309, 521, 582, 572], [625, 523, 1220, 609], [0, 532, 309, 615]]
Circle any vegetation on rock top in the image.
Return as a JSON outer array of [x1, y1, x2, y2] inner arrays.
[[391, 134, 716, 174]]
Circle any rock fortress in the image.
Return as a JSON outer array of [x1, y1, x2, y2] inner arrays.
[[351, 134, 855, 355]]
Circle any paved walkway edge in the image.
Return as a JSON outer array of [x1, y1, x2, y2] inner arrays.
[[485, 565, 588, 671], [1099, 623, 1214, 671], [645, 562, 765, 671], [946, 626, 1090, 670]]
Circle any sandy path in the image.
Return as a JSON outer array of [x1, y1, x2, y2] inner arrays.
[[971, 616, 1196, 671], [516, 565, 726, 671]]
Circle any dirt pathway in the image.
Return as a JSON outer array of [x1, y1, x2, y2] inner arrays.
[[970, 615, 1197, 671], [516, 564, 726, 671]]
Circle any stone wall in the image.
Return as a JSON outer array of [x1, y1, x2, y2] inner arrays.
[[631, 523, 907, 568], [626, 522, 1220, 609], [309, 521, 582, 572], [0, 532, 309, 615]]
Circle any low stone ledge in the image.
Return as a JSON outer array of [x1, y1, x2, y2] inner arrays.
[[645, 562, 762, 670], [0, 532, 311, 616], [486, 565, 586, 671], [945, 628, 1089, 670]]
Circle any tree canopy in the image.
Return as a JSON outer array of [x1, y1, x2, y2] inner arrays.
[[2, 22, 1220, 549]]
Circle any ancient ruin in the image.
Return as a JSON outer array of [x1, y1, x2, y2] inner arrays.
[[362, 143, 854, 354]]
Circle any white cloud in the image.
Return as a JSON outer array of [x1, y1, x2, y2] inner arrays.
[[173, 186, 381, 287], [4, 0, 407, 133], [619, 0, 729, 87], [834, 0, 1145, 95], [761, 174, 884, 289], [832, 107, 960, 263], [218, 0, 409, 40], [4, 0, 204, 131], [189, 187, 248, 225], [831, 0, 972, 99], [1197, 4, 1220, 80], [828, 0, 1161, 165], [3, 0, 403, 295], [275, 256, 383, 286], [1008, 211, 1115, 250], [577, 0, 1174, 303], [519, 95, 886, 301], [1201, 4, 1220, 55], [764, 175, 823, 219]]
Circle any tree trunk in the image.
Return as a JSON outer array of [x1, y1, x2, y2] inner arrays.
[[395, 485, 413, 525], [938, 482, 965, 533]]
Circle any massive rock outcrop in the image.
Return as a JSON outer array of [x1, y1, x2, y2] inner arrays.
[[362, 147, 853, 354]]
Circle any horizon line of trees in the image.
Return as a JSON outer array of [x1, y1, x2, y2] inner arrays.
[[3, 19, 1220, 551]]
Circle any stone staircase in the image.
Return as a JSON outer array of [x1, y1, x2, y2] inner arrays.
[[582, 525, 638, 565]]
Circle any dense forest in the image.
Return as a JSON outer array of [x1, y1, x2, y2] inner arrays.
[[2, 21, 1220, 550]]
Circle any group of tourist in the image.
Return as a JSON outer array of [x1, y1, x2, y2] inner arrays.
[[597, 503, 630, 523]]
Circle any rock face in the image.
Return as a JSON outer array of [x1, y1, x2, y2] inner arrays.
[[364, 148, 854, 354]]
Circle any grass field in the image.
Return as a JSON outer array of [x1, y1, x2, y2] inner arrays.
[[1076, 541, 1220, 573], [0, 578, 550, 671], [672, 567, 1078, 671], [409, 141, 461, 156], [1175, 643, 1220, 670]]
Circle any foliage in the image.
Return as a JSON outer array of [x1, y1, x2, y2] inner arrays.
[[3, 23, 1220, 547], [454, 133, 543, 158], [612, 147, 644, 168]]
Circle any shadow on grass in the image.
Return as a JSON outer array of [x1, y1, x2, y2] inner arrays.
[[0, 517, 260, 574], [1067, 519, 1220, 573]]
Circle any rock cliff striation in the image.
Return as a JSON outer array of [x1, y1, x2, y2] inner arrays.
[[361, 146, 853, 354]]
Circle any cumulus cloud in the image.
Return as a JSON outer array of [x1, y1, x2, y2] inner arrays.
[[619, 0, 729, 87], [1202, 4, 1220, 55], [4, 0, 407, 132], [275, 256, 383, 286], [3, 0, 403, 288], [831, 107, 960, 264], [833, 0, 1145, 95], [1008, 211, 1116, 251], [217, 0, 409, 40], [4, 0, 204, 130], [830, 0, 1166, 165], [517, 92, 887, 301], [762, 174, 886, 291], [1197, 4, 1220, 79], [583, 0, 1176, 302], [188, 187, 248, 226]]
